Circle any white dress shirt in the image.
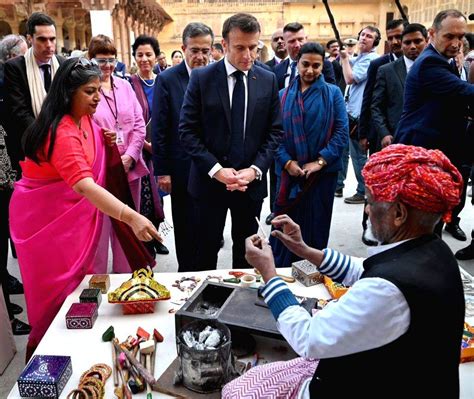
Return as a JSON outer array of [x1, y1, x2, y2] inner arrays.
[[403, 56, 415, 74], [284, 58, 298, 88]]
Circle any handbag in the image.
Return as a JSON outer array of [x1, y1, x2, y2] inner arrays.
[[0, 125, 17, 190]]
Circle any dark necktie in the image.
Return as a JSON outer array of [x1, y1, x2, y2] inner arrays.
[[450, 59, 460, 77], [288, 60, 297, 86], [40, 64, 51, 92], [229, 70, 245, 167]]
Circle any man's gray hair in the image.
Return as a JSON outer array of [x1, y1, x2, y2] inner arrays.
[[182, 22, 214, 46], [433, 9, 466, 31], [0, 34, 27, 64]]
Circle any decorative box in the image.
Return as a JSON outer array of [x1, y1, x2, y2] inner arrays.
[[323, 276, 349, 299], [88, 274, 110, 294], [79, 288, 102, 307], [461, 322, 474, 363], [65, 302, 98, 329], [292, 260, 324, 287], [122, 301, 156, 315], [17, 355, 72, 398]]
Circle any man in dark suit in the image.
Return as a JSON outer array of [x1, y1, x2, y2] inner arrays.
[[179, 13, 283, 270], [372, 24, 428, 150], [274, 22, 335, 90], [266, 28, 287, 69], [4, 12, 64, 170], [153, 22, 214, 272], [396, 9, 474, 240]]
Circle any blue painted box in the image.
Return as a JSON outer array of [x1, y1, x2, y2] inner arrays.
[[17, 355, 72, 398]]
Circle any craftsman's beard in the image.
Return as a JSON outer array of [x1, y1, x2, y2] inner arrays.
[[367, 219, 396, 245]]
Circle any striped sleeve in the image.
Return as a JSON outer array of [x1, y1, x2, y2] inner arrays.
[[261, 277, 299, 319], [319, 248, 364, 285]]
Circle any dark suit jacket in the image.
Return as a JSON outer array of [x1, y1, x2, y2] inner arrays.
[[152, 61, 190, 185], [358, 53, 395, 141], [266, 57, 277, 69], [254, 60, 272, 72], [274, 58, 336, 90], [4, 54, 65, 168], [179, 60, 283, 201], [395, 44, 474, 165], [371, 57, 407, 145]]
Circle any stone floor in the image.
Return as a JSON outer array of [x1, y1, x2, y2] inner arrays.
[[1, 168, 473, 397]]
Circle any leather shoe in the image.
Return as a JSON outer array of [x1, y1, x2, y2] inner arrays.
[[10, 303, 23, 315], [455, 241, 474, 261], [362, 230, 378, 247], [154, 240, 169, 255], [6, 275, 24, 295], [445, 223, 467, 241], [265, 213, 275, 225], [11, 318, 31, 335]]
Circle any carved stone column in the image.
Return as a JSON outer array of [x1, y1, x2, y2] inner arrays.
[[118, 8, 129, 65], [55, 18, 65, 53]]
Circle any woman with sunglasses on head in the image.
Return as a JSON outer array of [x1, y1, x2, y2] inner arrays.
[[88, 34, 152, 272], [128, 35, 169, 257], [10, 57, 160, 356]]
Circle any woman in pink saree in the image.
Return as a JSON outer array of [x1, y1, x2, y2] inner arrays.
[[9, 58, 160, 357]]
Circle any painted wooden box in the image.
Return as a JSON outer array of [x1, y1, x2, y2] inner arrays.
[[79, 288, 102, 307], [17, 355, 72, 398], [88, 274, 110, 294], [65, 302, 98, 329], [291, 260, 324, 287]]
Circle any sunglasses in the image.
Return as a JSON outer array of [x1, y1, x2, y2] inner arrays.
[[74, 57, 99, 68], [92, 57, 117, 66]]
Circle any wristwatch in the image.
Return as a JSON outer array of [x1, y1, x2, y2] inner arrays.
[[250, 165, 262, 181], [317, 157, 327, 166]]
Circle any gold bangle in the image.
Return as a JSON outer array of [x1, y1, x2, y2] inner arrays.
[[118, 204, 128, 222], [66, 388, 88, 399], [284, 160, 293, 170]]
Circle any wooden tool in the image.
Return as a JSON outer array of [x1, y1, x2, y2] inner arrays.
[[102, 330, 118, 387], [150, 328, 164, 375], [253, 268, 295, 283], [140, 340, 155, 399]]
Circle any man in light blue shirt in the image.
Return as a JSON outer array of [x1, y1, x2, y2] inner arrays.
[[336, 26, 380, 204]]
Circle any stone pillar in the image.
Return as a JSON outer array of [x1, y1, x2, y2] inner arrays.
[[78, 24, 87, 50], [69, 22, 77, 50], [56, 18, 65, 53], [113, 14, 123, 61], [118, 9, 129, 65], [10, 21, 19, 34]]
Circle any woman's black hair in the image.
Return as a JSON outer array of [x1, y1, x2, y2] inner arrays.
[[22, 57, 101, 163], [132, 35, 160, 57], [297, 42, 325, 61], [171, 50, 183, 59]]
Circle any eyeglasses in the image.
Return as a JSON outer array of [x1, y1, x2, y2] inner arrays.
[[92, 57, 117, 66]]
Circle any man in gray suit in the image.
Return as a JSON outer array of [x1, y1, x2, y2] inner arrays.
[[372, 24, 428, 149]]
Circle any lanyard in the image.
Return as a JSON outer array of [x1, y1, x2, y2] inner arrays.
[[100, 78, 119, 125]]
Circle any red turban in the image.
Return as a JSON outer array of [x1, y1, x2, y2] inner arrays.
[[362, 144, 463, 223]]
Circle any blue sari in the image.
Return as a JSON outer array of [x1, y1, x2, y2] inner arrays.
[[271, 76, 348, 267]]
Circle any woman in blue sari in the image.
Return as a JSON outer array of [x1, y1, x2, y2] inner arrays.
[[271, 42, 348, 267]]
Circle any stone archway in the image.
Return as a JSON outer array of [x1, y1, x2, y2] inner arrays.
[[0, 20, 12, 38]]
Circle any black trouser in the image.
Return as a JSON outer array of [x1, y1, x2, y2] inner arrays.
[[194, 190, 263, 270], [0, 188, 13, 320]]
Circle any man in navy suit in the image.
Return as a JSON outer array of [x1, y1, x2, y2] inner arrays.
[[395, 9, 474, 239], [274, 22, 336, 91], [152, 22, 214, 272], [179, 13, 283, 270], [266, 28, 287, 69]]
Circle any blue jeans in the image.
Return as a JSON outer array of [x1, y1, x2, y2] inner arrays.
[[336, 138, 367, 195]]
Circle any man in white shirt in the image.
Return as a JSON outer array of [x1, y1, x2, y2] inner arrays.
[[223, 144, 465, 399]]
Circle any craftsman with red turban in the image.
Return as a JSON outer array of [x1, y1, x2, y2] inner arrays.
[[224, 144, 465, 399]]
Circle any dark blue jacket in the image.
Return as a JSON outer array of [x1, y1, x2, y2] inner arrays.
[[152, 61, 190, 184], [179, 60, 283, 201], [274, 58, 336, 90], [395, 44, 474, 165]]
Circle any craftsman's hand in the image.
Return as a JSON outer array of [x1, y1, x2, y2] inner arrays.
[[121, 155, 134, 173], [381, 135, 393, 148], [359, 138, 369, 152], [271, 214, 310, 259], [286, 161, 305, 177], [302, 161, 323, 178], [122, 208, 162, 242], [245, 234, 277, 282], [103, 128, 116, 147], [157, 175, 172, 193]]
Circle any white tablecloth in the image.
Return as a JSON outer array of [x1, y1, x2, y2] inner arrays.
[[8, 268, 329, 398]]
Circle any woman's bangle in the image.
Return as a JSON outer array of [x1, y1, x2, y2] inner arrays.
[[118, 204, 129, 222], [284, 160, 293, 170]]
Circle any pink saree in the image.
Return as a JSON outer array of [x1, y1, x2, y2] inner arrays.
[[9, 122, 106, 350]]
